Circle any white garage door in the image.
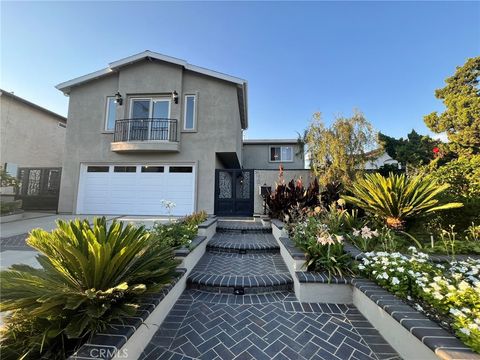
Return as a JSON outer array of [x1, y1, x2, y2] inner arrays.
[[77, 164, 195, 215]]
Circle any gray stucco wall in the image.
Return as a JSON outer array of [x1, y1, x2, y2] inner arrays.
[[253, 169, 312, 215], [58, 59, 242, 214], [243, 143, 305, 170], [0, 95, 66, 169]]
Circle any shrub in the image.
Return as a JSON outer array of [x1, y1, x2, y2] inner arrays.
[[183, 210, 208, 226], [266, 177, 320, 222], [0, 217, 178, 359], [342, 173, 463, 230], [0, 199, 22, 215], [424, 156, 480, 233], [152, 220, 198, 249], [292, 217, 354, 280], [0, 168, 18, 188], [359, 250, 480, 352]]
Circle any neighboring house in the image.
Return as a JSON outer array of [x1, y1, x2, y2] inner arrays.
[[243, 139, 309, 214], [0, 90, 67, 211], [242, 139, 305, 170], [56, 51, 309, 217], [364, 149, 400, 170], [0, 90, 67, 173]]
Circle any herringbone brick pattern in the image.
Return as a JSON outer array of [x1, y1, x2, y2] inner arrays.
[[0, 233, 31, 251], [191, 253, 288, 276], [207, 233, 279, 252], [141, 290, 400, 360]]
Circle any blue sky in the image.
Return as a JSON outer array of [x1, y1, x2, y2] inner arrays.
[[1, 1, 479, 140]]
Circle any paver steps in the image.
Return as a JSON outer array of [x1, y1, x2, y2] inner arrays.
[[188, 220, 292, 294], [207, 233, 279, 254], [141, 219, 400, 360]]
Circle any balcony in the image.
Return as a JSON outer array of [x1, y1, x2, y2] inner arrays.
[[111, 118, 180, 152]]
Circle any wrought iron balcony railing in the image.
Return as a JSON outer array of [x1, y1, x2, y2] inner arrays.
[[113, 118, 178, 142]]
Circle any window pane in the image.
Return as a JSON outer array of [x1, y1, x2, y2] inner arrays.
[[152, 100, 169, 119], [141, 166, 164, 173], [270, 147, 280, 161], [282, 146, 293, 161], [169, 166, 192, 173], [106, 98, 116, 130], [114, 166, 136, 173], [87, 166, 109, 173], [131, 100, 150, 118], [184, 96, 195, 129]]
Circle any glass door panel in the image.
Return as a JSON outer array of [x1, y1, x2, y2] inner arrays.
[[130, 100, 150, 140], [152, 99, 170, 140]]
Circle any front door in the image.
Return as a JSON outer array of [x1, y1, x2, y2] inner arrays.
[[214, 169, 254, 216]]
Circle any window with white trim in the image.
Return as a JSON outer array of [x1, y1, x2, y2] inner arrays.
[[270, 146, 293, 162], [105, 97, 116, 131], [183, 95, 196, 130]]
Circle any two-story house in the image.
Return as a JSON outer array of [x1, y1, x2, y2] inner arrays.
[[56, 51, 307, 217]]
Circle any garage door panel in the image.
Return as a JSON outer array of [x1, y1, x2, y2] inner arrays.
[[78, 164, 195, 215]]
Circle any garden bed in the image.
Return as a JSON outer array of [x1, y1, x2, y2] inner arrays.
[[344, 240, 480, 263], [70, 269, 187, 360], [271, 219, 480, 359], [69, 217, 218, 360]]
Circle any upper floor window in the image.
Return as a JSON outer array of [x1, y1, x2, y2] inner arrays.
[[130, 98, 170, 119], [105, 97, 116, 131], [270, 146, 293, 162], [183, 95, 196, 130]]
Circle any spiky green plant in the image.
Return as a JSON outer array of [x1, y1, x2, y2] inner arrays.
[[342, 173, 463, 230], [0, 217, 178, 359]]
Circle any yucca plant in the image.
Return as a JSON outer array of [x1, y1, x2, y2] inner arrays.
[[342, 173, 463, 230], [0, 217, 178, 359]]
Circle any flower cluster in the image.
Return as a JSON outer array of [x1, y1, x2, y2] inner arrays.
[[317, 224, 344, 246], [359, 249, 480, 352], [352, 226, 379, 239]]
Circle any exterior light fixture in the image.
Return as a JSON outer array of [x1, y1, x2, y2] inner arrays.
[[114, 92, 123, 105], [172, 90, 179, 104]]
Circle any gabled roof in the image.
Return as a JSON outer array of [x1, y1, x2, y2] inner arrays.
[[55, 50, 248, 128], [0, 89, 67, 122]]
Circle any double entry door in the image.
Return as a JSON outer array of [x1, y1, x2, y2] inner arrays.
[[129, 98, 172, 141], [214, 169, 254, 216]]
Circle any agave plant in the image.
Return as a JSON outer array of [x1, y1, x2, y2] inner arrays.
[[342, 173, 463, 230], [0, 217, 178, 359]]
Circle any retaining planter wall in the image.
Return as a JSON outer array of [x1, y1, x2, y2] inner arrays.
[[271, 219, 480, 360], [70, 217, 217, 360]]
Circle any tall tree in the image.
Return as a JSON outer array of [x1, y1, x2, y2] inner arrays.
[[306, 110, 376, 186], [424, 56, 480, 156], [378, 130, 440, 170]]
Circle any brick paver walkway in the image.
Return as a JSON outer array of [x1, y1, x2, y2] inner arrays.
[[141, 220, 400, 360], [0, 233, 31, 251]]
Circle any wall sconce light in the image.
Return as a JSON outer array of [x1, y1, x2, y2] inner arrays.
[[172, 90, 179, 104], [114, 92, 123, 106]]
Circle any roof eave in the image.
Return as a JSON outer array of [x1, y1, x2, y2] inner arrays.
[[56, 68, 113, 95]]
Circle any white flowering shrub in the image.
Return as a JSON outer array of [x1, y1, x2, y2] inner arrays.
[[292, 217, 354, 280], [359, 248, 480, 352]]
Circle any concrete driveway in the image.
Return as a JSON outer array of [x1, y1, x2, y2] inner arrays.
[[0, 212, 176, 271]]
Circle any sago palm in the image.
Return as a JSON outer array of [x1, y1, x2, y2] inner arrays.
[[0, 217, 178, 359], [342, 173, 463, 230]]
